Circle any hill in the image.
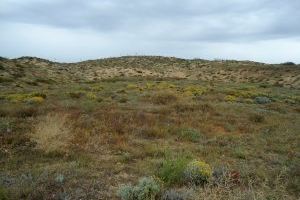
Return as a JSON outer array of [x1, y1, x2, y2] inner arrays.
[[0, 56, 299, 199], [1, 56, 299, 89]]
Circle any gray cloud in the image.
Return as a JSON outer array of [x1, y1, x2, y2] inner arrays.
[[0, 0, 300, 63]]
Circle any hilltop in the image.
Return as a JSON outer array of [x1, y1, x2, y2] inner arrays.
[[1, 56, 299, 89]]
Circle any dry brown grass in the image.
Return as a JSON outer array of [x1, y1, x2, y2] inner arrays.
[[147, 92, 179, 105], [31, 112, 72, 153], [193, 174, 294, 200]]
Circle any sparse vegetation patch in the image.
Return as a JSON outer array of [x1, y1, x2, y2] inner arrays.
[[0, 56, 299, 199]]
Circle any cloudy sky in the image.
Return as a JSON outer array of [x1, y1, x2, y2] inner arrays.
[[0, 0, 300, 63]]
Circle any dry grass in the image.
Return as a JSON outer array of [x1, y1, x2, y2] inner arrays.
[[147, 92, 178, 105], [193, 174, 294, 200], [31, 113, 72, 153], [1, 77, 299, 199]]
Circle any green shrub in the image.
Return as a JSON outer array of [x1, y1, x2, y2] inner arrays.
[[176, 128, 202, 142], [0, 186, 9, 200], [233, 148, 247, 159], [134, 177, 161, 200], [158, 157, 190, 185], [117, 177, 161, 200], [0, 119, 10, 132], [118, 185, 135, 200], [183, 160, 212, 185], [96, 97, 103, 102], [86, 92, 97, 100], [255, 96, 271, 104]]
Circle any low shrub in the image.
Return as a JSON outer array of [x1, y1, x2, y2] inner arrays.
[[254, 96, 271, 104], [158, 157, 190, 185], [31, 92, 47, 99], [5, 92, 46, 103], [6, 94, 29, 102], [161, 188, 193, 200], [184, 85, 207, 96], [225, 89, 266, 99], [118, 185, 135, 200], [145, 82, 156, 90], [34, 78, 55, 84], [0, 107, 9, 117], [127, 84, 139, 90], [243, 98, 254, 104], [249, 114, 265, 123], [136, 126, 165, 139], [212, 166, 229, 186], [156, 82, 176, 90], [0, 118, 11, 133], [26, 96, 44, 104], [117, 177, 161, 200], [224, 95, 237, 102], [183, 160, 212, 185], [176, 128, 202, 142], [11, 106, 39, 118], [233, 148, 247, 160], [119, 97, 128, 103], [96, 97, 104, 102], [86, 92, 97, 100], [0, 186, 9, 200], [0, 104, 39, 118], [91, 85, 104, 92]]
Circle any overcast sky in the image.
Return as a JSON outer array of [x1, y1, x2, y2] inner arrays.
[[1, 0, 300, 63]]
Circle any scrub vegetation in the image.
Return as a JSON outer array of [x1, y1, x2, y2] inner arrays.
[[0, 56, 299, 199]]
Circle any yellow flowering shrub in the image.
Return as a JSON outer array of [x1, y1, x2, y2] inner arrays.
[[26, 96, 44, 104], [156, 82, 176, 90], [86, 92, 97, 100], [145, 82, 156, 90], [225, 95, 237, 102], [184, 86, 207, 96], [126, 84, 139, 90], [6, 94, 29, 102], [226, 89, 266, 99], [184, 160, 212, 185], [6, 92, 46, 103]]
